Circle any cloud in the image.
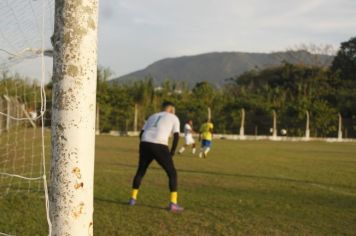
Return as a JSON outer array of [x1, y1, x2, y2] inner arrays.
[[96, 0, 356, 77], [6, 0, 356, 79]]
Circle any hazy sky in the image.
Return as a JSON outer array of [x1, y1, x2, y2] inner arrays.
[[98, 0, 356, 78], [7, 0, 356, 80]]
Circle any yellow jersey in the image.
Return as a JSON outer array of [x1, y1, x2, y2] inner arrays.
[[200, 122, 214, 141]]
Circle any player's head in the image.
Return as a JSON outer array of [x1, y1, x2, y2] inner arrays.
[[162, 101, 175, 113], [187, 119, 193, 125]]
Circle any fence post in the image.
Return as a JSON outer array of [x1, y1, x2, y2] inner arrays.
[[21, 104, 36, 128], [14, 98, 21, 128], [133, 103, 138, 132], [305, 110, 310, 139], [239, 108, 245, 138], [208, 107, 211, 121], [338, 113, 342, 141], [272, 110, 277, 139]]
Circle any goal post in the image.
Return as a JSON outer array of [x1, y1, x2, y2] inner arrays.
[[50, 0, 99, 235]]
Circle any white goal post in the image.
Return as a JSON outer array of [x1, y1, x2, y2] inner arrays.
[[50, 0, 99, 235]]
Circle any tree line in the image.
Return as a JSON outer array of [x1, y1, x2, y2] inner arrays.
[[96, 37, 356, 138], [0, 37, 355, 138]]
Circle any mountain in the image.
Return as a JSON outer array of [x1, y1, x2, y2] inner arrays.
[[111, 51, 333, 86]]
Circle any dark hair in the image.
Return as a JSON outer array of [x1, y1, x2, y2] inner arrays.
[[162, 101, 175, 109]]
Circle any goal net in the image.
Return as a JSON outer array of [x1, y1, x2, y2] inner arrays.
[[0, 0, 54, 235]]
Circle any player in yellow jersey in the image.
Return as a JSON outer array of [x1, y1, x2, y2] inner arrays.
[[199, 119, 214, 158]]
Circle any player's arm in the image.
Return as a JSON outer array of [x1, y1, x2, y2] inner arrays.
[[139, 118, 149, 140], [170, 117, 180, 156], [189, 126, 196, 134], [170, 132, 179, 156], [139, 130, 144, 140]]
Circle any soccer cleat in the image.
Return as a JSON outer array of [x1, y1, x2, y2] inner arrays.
[[128, 198, 136, 206], [169, 203, 184, 212]]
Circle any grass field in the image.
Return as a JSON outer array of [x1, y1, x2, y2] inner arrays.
[[1, 136, 356, 235]]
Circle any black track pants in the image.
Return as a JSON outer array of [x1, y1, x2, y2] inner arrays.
[[132, 142, 177, 192]]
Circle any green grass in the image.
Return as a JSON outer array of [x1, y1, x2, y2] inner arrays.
[[1, 136, 356, 235]]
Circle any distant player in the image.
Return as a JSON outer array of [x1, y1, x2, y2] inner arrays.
[[199, 119, 214, 158], [129, 101, 184, 212], [178, 119, 196, 155]]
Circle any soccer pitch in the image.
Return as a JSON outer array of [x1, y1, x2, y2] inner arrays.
[[1, 136, 356, 235]]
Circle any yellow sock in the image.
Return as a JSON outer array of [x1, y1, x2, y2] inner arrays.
[[131, 189, 139, 200], [170, 192, 178, 204]]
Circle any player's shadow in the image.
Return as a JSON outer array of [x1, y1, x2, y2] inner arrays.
[[107, 162, 356, 191], [94, 197, 167, 210]]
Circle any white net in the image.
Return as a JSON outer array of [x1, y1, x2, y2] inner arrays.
[[0, 78, 44, 192], [0, 0, 54, 69], [0, 0, 54, 235]]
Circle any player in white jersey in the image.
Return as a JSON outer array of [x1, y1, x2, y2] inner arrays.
[[178, 120, 196, 155], [129, 101, 184, 212]]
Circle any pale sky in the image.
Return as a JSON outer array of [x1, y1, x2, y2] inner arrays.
[[4, 0, 356, 80]]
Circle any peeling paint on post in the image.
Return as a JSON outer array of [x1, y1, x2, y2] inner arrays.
[[50, 0, 99, 235]]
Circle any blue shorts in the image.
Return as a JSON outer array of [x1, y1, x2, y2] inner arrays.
[[201, 140, 212, 148]]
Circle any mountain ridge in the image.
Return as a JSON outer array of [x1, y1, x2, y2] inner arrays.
[[111, 51, 333, 86]]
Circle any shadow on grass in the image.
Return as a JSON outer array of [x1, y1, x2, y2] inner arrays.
[[94, 197, 167, 210], [104, 161, 356, 191]]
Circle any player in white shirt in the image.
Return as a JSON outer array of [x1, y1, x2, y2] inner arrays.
[[129, 101, 184, 212], [178, 120, 196, 155]]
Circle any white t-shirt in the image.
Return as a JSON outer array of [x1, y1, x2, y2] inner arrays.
[[184, 123, 195, 145], [141, 111, 180, 145], [184, 123, 193, 137]]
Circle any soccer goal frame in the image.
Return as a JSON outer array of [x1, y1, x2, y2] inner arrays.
[[50, 0, 99, 235]]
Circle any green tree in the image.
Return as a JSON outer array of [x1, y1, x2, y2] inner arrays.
[[331, 36, 356, 81]]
